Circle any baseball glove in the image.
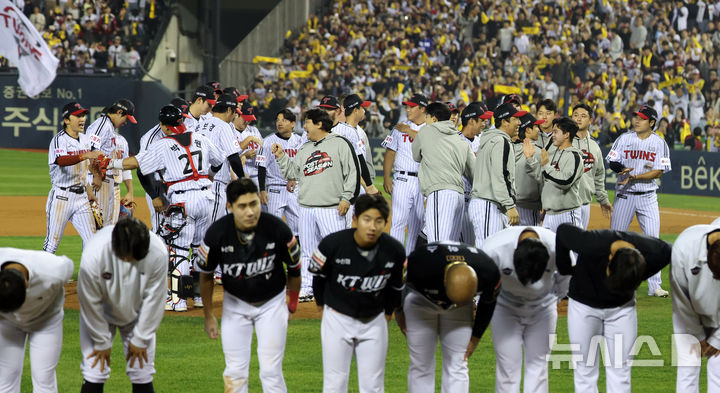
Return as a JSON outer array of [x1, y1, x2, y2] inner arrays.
[[90, 156, 110, 181], [89, 200, 104, 230], [118, 201, 137, 219]]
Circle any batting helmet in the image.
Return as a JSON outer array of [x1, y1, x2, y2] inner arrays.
[[159, 105, 186, 134]]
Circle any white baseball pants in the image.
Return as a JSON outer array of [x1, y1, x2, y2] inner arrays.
[[517, 207, 541, 227], [404, 289, 473, 393], [221, 290, 289, 393], [579, 203, 591, 229], [79, 316, 156, 384], [43, 186, 96, 253], [567, 298, 637, 393], [459, 199, 475, 244], [321, 307, 388, 393], [210, 180, 228, 223], [390, 174, 424, 254], [0, 312, 63, 393], [425, 190, 464, 243], [266, 185, 299, 235], [97, 178, 121, 226], [542, 208, 582, 233], [491, 302, 557, 393], [298, 206, 346, 291], [673, 322, 720, 392], [469, 198, 508, 248]]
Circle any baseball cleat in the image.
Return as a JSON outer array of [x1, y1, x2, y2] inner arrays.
[[214, 272, 223, 285], [165, 297, 173, 311], [173, 299, 188, 312], [651, 288, 669, 298], [193, 296, 204, 308]]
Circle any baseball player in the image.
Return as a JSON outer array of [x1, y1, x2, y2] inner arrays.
[[513, 114, 546, 226], [382, 93, 428, 253], [671, 224, 720, 393], [197, 179, 301, 393], [185, 85, 217, 132], [525, 117, 584, 232], [258, 109, 301, 236], [571, 103, 612, 228], [77, 217, 167, 393], [43, 102, 104, 253], [309, 194, 405, 393], [458, 102, 493, 243], [482, 226, 568, 393], [398, 241, 500, 393], [0, 248, 73, 393], [107, 131, 134, 226], [535, 99, 557, 150], [233, 102, 263, 187], [447, 102, 461, 128], [606, 105, 672, 297], [556, 223, 671, 393], [108, 105, 225, 311], [412, 102, 475, 242], [86, 99, 137, 225], [273, 108, 360, 300], [468, 103, 526, 247]]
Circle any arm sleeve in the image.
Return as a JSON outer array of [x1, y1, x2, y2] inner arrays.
[[670, 245, 706, 342], [608, 160, 625, 173], [358, 154, 373, 185], [341, 143, 361, 203], [381, 130, 400, 151], [555, 223, 585, 275], [385, 253, 406, 315], [55, 155, 84, 166], [464, 144, 475, 181], [136, 168, 164, 199], [258, 166, 267, 191], [196, 230, 221, 273], [592, 144, 610, 204], [490, 141, 516, 210], [542, 151, 582, 190], [227, 153, 245, 178], [606, 136, 623, 163], [411, 131, 422, 162], [309, 239, 332, 306], [130, 247, 169, 348], [653, 139, 672, 172], [278, 224, 301, 276], [472, 268, 501, 338], [626, 233, 672, 279], [276, 152, 300, 180], [77, 260, 113, 350], [135, 146, 163, 175]]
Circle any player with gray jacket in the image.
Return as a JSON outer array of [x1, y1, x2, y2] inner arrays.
[[412, 102, 475, 242], [514, 114, 546, 226]]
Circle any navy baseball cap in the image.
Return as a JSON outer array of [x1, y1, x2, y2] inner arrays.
[[237, 102, 256, 121], [170, 97, 191, 118], [223, 87, 248, 102], [206, 81, 223, 96], [461, 101, 494, 121], [62, 102, 89, 119], [344, 94, 371, 111], [402, 94, 429, 107], [318, 95, 341, 109], [494, 103, 527, 122], [519, 113, 545, 130], [193, 85, 217, 106], [113, 99, 136, 124], [214, 93, 239, 109], [499, 94, 522, 106], [446, 101, 459, 113], [634, 105, 658, 124]]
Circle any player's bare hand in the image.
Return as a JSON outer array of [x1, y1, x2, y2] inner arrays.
[[271, 143, 285, 158], [152, 197, 165, 213], [383, 177, 393, 195], [617, 174, 634, 186], [464, 336, 480, 361], [522, 138, 536, 158], [395, 309, 407, 336], [540, 149, 549, 166], [240, 136, 263, 150], [121, 194, 133, 206], [87, 190, 97, 203], [506, 207, 519, 225], [619, 167, 634, 176], [600, 203, 613, 218], [366, 184, 379, 195], [243, 149, 258, 159], [204, 315, 219, 339], [286, 180, 297, 193], [701, 340, 720, 357], [92, 176, 102, 191], [260, 191, 269, 205], [338, 200, 351, 216], [126, 343, 148, 369], [87, 348, 111, 372], [396, 123, 411, 134], [82, 151, 103, 161]]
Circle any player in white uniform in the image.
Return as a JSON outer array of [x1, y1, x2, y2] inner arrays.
[[185, 85, 217, 132], [258, 109, 302, 235], [233, 102, 263, 187], [107, 133, 133, 225], [0, 248, 74, 393], [606, 105, 672, 297], [77, 218, 167, 393], [482, 226, 568, 393], [86, 99, 137, 225], [108, 105, 225, 312], [382, 94, 428, 254], [671, 224, 720, 393], [44, 102, 104, 253]]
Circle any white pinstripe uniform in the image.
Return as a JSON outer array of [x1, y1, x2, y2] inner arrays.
[[382, 120, 426, 254], [44, 130, 96, 253], [87, 115, 122, 224], [139, 124, 167, 233], [239, 125, 263, 187], [461, 134, 481, 244], [333, 122, 367, 227], [482, 227, 569, 393], [258, 133, 302, 235], [0, 248, 74, 393], [606, 131, 671, 294], [197, 116, 243, 223], [184, 115, 200, 133], [106, 133, 132, 226]]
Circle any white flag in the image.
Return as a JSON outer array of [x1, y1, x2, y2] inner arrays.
[[0, 1, 59, 98]]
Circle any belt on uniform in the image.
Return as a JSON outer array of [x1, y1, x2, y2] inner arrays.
[[398, 171, 418, 177], [625, 190, 654, 195], [102, 178, 120, 187], [173, 186, 209, 195], [58, 185, 85, 194]]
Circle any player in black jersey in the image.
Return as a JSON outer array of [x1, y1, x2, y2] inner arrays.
[[309, 193, 405, 393], [196, 178, 301, 393], [399, 241, 501, 393]]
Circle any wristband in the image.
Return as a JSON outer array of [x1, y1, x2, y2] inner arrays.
[[287, 289, 299, 313], [110, 159, 123, 170]]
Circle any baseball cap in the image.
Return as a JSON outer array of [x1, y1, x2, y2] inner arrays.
[[634, 105, 658, 123], [223, 87, 248, 103], [193, 85, 217, 106], [446, 101, 459, 114], [62, 102, 89, 119], [402, 93, 429, 107], [499, 94, 522, 107], [519, 113, 545, 130], [318, 95, 341, 109], [214, 93, 239, 109], [170, 97, 191, 118], [494, 103, 527, 122], [461, 101, 494, 122], [113, 99, 136, 124], [344, 94, 371, 111], [206, 81, 223, 95], [237, 101, 256, 121]]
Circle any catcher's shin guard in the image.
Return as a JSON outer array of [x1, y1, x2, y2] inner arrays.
[[168, 246, 193, 306]]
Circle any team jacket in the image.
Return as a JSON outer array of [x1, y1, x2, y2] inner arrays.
[[0, 248, 73, 331], [77, 226, 168, 350], [671, 224, 720, 349], [535, 146, 584, 213], [513, 141, 544, 210], [470, 129, 516, 212], [406, 242, 501, 338], [197, 213, 301, 303], [411, 120, 475, 196], [572, 134, 609, 206], [276, 132, 360, 208], [556, 223, 671, 309], [309, 230, 405, 319]]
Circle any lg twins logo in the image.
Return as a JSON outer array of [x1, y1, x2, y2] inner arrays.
[[623, 150, 656, 161], [0, 6, 44, 61], [303, 150, 333, 176], [581, 149, 595, 173]]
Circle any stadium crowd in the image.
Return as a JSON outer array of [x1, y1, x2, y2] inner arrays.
[[243, 0, 720, 152]]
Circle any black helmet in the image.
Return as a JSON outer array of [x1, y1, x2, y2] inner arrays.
[[158, 105, 186, 134]]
